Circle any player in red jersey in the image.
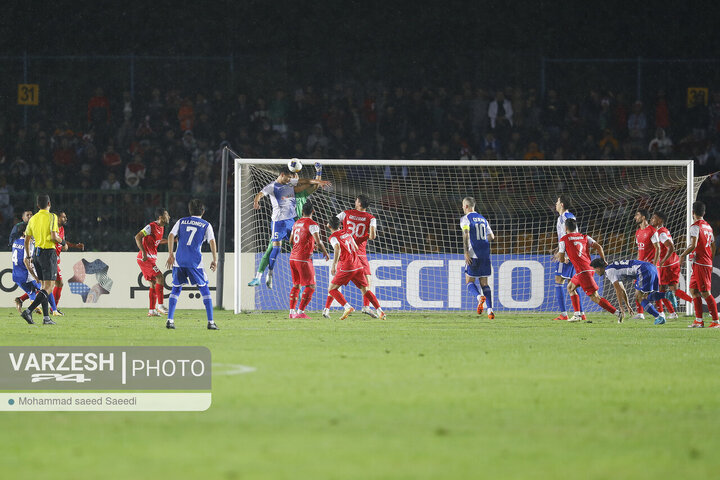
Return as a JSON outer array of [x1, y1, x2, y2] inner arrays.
[[288, 202, 329, 319], [52, 211, 85, 315], [135, 208, 170, 316], [558, 218, 622, 323], [678, 201, 718, 328], [337, 194, 379, 317], [322, 216, 385, 320], [633, 208, 660, 319], [650, 211, 694, 319]]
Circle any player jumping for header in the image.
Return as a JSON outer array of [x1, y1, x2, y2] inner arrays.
[[558, 218, 623, 323], [460, 196, 495, 319], [250, 165, 329, 289], [249, 162, 325, 288]]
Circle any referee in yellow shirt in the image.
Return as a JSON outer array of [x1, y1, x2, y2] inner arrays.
[[20, 194, 64, 325]]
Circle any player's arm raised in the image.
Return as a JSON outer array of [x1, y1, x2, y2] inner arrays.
[[313, 231, 330, 261]]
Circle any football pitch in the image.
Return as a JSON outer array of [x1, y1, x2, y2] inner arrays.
[[2, 308, 719, 479]]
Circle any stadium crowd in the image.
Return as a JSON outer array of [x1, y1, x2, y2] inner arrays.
[[2, 82, 720, 251]]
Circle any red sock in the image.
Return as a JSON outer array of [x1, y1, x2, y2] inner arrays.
[[635, 300, 644, 313], [676, 289, 693, 302], [706, 297, 719, 321], [363, 291, 381, 309], [570, 294, 581, 313], [656, 300, 664, 313], [329, 289, 347, 306], [52, 286, 62, 305], [289, 286, 300, 310], [149, 287, 156, 309], [298, 288, 315, 311], [693, 297, 704, 320], [155, 283, 164, 305], [20, 293, 29, 301], [324, 295, 333, 309], [661, 298, 675, 314], [598, 298, 617, 314]]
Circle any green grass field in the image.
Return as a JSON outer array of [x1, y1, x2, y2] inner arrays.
[[2, 307, 719, 479]]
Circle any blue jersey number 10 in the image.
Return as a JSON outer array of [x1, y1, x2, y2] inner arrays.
[[475, 222, 486, 241]]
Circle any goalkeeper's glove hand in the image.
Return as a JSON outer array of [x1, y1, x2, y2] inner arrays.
[[314, 162, 323, 175]]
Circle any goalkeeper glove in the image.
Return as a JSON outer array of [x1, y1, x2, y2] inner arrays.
[[314, 162, 323, 176]]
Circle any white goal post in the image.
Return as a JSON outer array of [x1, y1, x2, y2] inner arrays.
[[233, 157, 700, 315]]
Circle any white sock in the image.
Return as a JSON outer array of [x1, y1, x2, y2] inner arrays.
[[574, 311, 581, 316], [562, 311, 568, 317], [255, 272, 262, 279], [477, 295, 483, 302]]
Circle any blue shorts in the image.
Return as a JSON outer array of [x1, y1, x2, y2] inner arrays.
[[172, 266, 208, 287], [634, 264, 659, 293], [16, 280, 41, 296], [271, 219, 295, 242], [553, 261, 575, 279], [465, 257, 491, 278]]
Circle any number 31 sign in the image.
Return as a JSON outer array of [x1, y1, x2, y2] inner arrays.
[[18, 84, 39, 105]]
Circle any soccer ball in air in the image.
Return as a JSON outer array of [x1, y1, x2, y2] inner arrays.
[[288, 158, 303, 172]]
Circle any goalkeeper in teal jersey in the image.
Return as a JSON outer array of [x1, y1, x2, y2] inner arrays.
[[249, 162, 325, 288]]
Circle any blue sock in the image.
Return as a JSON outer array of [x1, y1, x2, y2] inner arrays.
[[576, 288, 584, 313], [199, 285, 214, 322], [555, 283, 567, 313], [168, 286, 182, 320], [641, 299, 661, 318], [47, 292, 57, 312], [481, 285, 493, 308], [268, 246, 281, 271], [667, 291, 677, 310], [467, 282, 481, 301]]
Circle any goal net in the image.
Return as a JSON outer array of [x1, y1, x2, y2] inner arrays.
[[233, 159, 702, 315]]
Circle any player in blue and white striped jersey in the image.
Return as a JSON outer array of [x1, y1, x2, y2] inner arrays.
[[590, 258, 667, 325], [250, 166, 330, 288], [165, 199, 218, 330], [552, 195, 585, 321], [461, 197, 495, 319]]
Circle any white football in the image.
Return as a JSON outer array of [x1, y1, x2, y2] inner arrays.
[[287, 158, 303, 172]]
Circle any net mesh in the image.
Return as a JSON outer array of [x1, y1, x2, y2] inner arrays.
[[236, 160, 704, 313]]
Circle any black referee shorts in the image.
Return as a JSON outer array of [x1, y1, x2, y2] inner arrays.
[[33, 248, 58, 281]]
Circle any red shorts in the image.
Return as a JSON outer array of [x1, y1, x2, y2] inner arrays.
[[689, 264, 713, 292], [137, 258, 161, 282], [290, 258, 316, 286], [571, 270, 599, 295], [358, 255, 371, 276], [331, 268, 368, 288], [658, 262, 681, 285]]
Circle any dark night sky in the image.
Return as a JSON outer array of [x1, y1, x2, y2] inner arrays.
[[1, 1, 717, 59]]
